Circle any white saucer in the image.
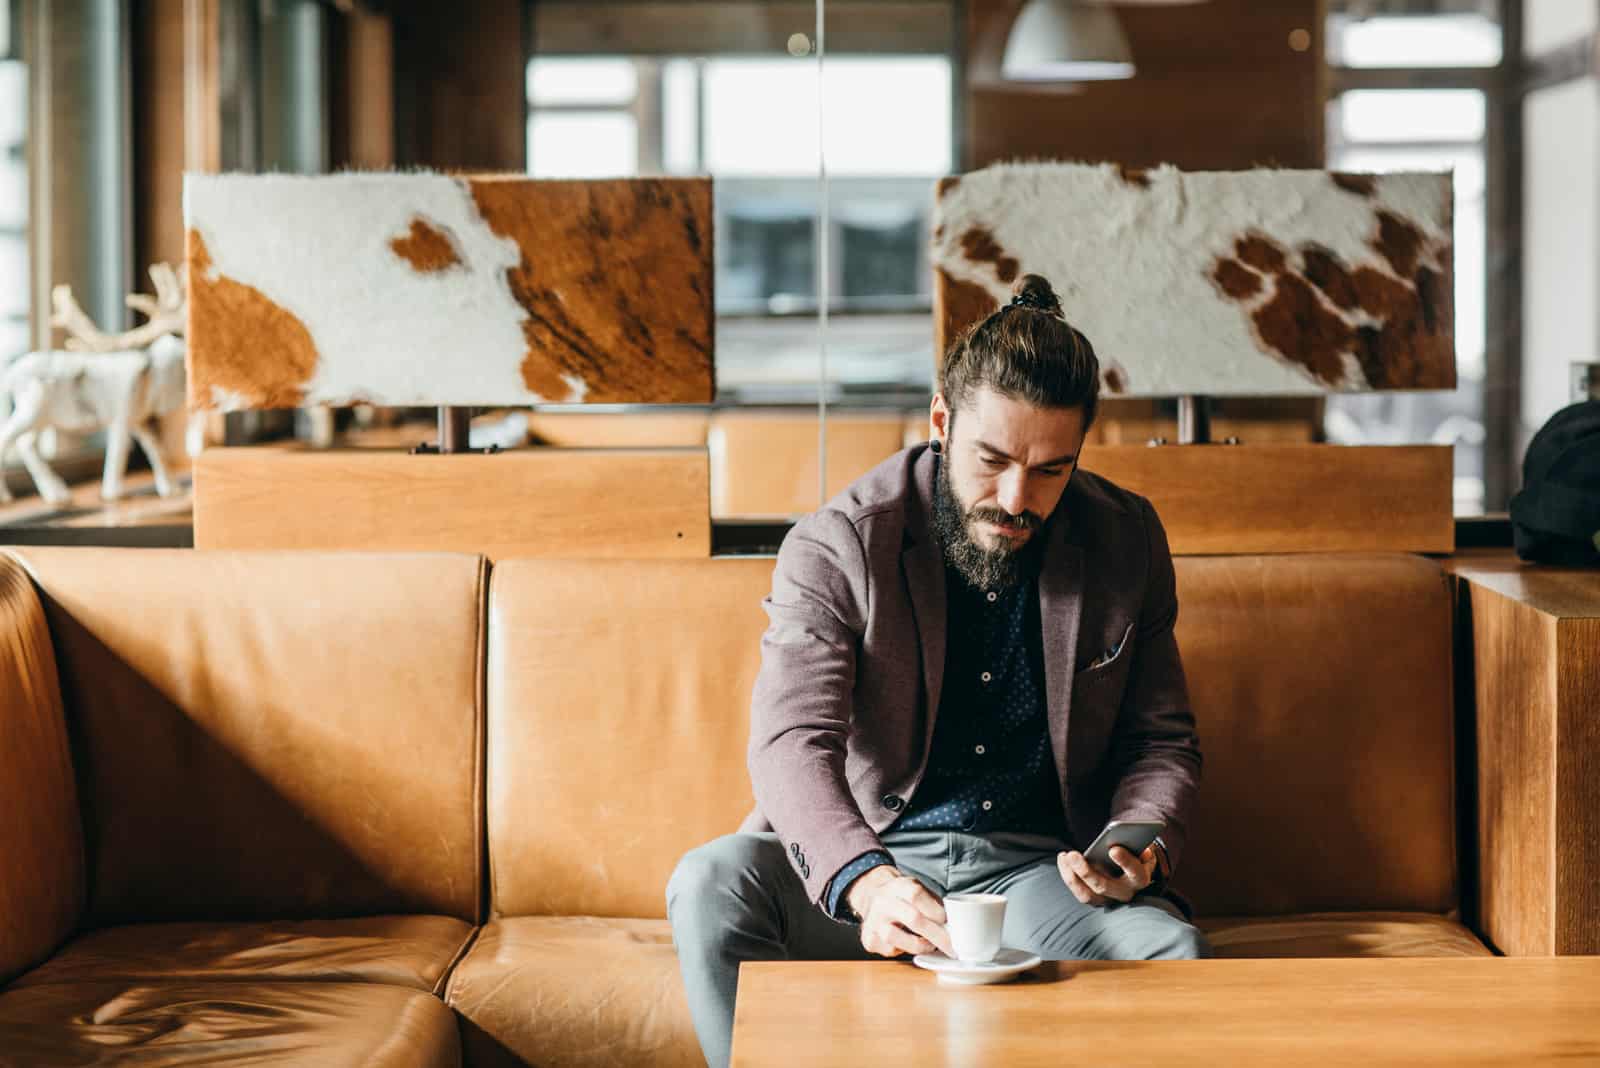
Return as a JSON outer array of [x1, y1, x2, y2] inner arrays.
[[911, 948, 1043, 985]]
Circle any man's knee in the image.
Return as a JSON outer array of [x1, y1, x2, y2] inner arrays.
[[1127, 912, 1211, 960], [1150, 920, 1212, 960], [667, 834, 777, 931], [1098, 903, 1212, 961]]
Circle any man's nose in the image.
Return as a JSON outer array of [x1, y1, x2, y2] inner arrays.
[[997, 470, 1029, 516]]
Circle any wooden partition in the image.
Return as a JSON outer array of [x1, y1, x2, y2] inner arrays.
[[708, 410, 910, 520], [193, 447, 710, 558], [1081, 444, 1454, 555], [526, 411, 711, 449], [1450, 557, 1600, 956]]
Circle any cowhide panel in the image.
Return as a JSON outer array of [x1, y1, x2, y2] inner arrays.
[[184, 174, 715, 410], [932, 162, 1455, 395]]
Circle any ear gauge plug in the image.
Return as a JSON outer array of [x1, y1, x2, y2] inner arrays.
[[930, 439, 943, 455]]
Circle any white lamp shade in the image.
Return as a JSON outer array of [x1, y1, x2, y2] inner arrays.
[[1002, 0, 1137, 82]]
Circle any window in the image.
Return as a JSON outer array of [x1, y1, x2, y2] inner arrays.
[[1327, 11, 1501, 68], [1325, 3, 1500, 516], [527, 57, 639, 178]]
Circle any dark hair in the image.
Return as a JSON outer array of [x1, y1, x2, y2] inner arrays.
[[939, 274, 1100, 428]]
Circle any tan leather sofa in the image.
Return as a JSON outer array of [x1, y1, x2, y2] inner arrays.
[[1, 548, 1488, 1065]]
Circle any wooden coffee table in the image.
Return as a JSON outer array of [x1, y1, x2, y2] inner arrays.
[[731, 957, 1600, 1066]]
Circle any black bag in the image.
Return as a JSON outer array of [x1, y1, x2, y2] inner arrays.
[[1509, 400, 1600, 566]]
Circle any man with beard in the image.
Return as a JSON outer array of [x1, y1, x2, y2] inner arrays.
[[668, 274, 1208, 1068]]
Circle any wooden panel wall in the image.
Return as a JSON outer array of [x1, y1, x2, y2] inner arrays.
[[131, 0, 222, 462], [132, 0, 186, 275], [329, 9, 395, 170], [963, 0, 1325, 171], [389, 0, 526, 171]]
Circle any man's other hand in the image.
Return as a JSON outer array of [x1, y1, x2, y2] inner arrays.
[[845, 866, 954, 958], [1058, 845, 1157, 906]]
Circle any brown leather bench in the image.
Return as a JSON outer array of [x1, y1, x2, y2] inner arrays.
[[1, 548, 1488, 1066]]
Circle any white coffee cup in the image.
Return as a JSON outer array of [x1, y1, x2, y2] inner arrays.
[[943, 893, 1006, 962]]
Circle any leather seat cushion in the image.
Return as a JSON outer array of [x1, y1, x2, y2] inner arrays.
[[10, 915, 475, 994], [1199, 912, 1493, 958], [0, 980, 461, 1066], [441, 910, 1489, 1068], [445, 916, 700, 1068]]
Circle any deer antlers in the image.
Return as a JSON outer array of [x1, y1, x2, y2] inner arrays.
[[51, 262, 186, 353]]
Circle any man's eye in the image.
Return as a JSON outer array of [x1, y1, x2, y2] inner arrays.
[[1037, 467, 1065, 478], [981, 456, 1005, 468]]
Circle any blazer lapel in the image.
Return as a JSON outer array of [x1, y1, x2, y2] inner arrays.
[[903, 449, 947, 747], [1039, 511, 1085, 787]]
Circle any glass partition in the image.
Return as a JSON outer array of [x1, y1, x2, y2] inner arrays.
[[1324, 0, 1508, 516], [1522, 77, 1598, 448], [525, 1, 956, 520]]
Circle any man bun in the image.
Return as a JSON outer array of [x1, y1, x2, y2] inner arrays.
[[1009, 274, 1064, 318]]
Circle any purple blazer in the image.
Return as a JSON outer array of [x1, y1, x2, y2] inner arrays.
[[740, 443, 1202, 907]]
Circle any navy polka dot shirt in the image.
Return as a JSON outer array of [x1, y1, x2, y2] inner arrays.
[[824, 564, 1065, 919]]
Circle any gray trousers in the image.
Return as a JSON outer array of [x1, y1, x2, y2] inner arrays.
[[666, 830, 1212, 1068]]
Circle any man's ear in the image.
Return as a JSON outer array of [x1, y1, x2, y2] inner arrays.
[[929, 393, 951, 449]]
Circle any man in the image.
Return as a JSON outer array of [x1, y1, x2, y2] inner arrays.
[[668, 275, 1208, 1068]]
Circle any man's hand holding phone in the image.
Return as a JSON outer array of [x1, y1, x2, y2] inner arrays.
[[1058, 844, 1157, 905], [1058, 819, 1166, 906], [845, 865, 956, 959]]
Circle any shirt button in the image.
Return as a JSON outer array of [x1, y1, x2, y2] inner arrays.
[[981, 671, 992, 683], [986, 591, 997, 603], [975, 744, 986, 755], [981, 800, 994, 811], [882, 794, 904, 812]]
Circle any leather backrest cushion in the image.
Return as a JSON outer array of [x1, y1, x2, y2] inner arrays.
[[13, 549, 486, 925], [486, 553, 1456, 918], [487, 558, 771, 918], [1170, 554, 1456, 915], [0, 553, 84, 982]]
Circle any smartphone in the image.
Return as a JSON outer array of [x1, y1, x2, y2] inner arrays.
[[1082, 819, 1165, 879]]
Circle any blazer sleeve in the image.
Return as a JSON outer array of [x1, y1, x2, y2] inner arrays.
[[747, 507, 887, 910], [1107, 496, 1203, 876]]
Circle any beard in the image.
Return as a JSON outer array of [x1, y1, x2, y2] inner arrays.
[[931, 456, 1046, 591]]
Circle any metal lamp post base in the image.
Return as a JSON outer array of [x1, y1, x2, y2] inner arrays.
[[411, 406, 501, 455]]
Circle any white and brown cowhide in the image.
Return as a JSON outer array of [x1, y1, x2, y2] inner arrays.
[[183, 174, 715, 410], [932, 162, 1455, 395]]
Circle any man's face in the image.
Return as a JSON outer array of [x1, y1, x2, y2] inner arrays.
[[929, 386, 1086, 585]]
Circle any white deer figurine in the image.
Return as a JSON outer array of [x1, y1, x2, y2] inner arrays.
[[0, 263, 188, 505]]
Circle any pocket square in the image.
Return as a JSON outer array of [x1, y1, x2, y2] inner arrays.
[[1085, 622, 1134, 672]]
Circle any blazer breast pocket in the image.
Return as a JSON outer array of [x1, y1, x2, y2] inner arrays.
[[1074, 621, 1134, 685]]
